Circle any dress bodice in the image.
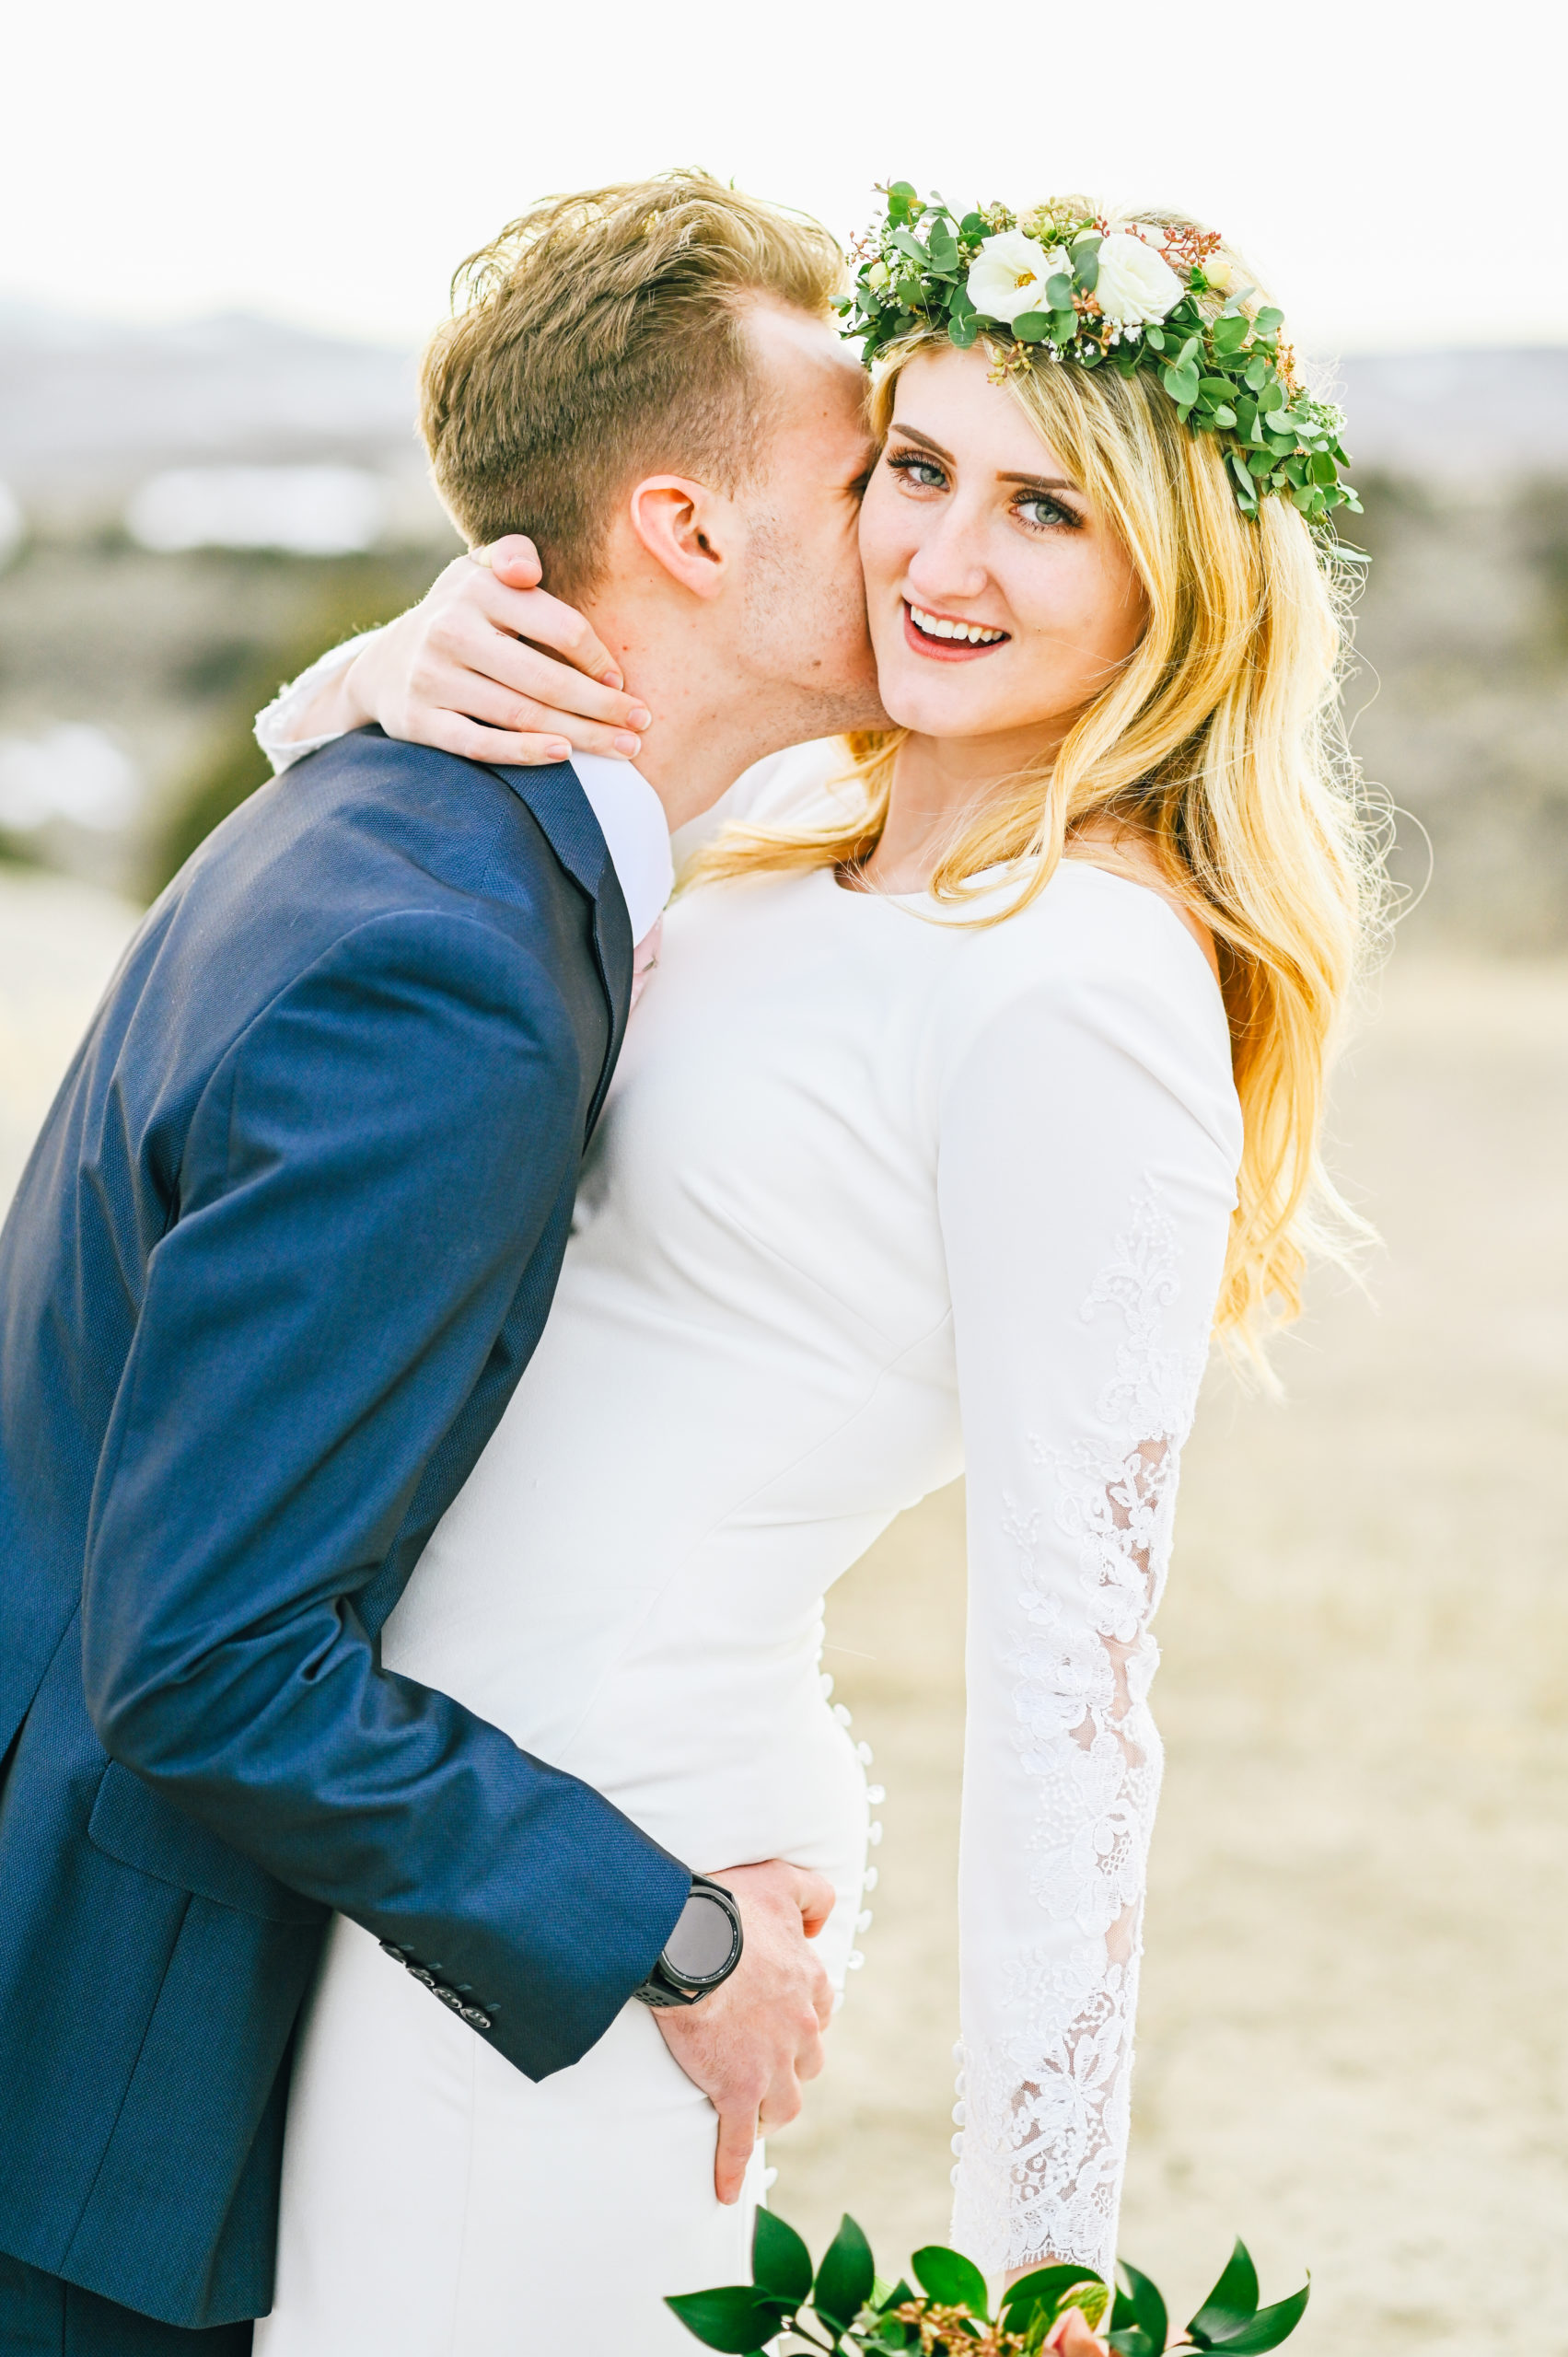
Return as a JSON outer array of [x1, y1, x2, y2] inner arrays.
[[383, 741, 1243, 2277]]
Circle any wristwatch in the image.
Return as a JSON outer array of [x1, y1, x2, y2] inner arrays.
[[633, 1875, 744, 2009]]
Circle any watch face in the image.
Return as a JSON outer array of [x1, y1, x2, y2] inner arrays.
[[664, 1891, 738, 1984]]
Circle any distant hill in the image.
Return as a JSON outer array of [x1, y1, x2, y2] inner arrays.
[[2, 303, 1566, 532], [0, 304, 428, 532]]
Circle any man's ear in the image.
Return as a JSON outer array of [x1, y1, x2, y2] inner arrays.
[[625, 476, 733, 601]]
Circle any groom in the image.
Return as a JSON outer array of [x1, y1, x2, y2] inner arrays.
[[0, 175, 884, 2350]]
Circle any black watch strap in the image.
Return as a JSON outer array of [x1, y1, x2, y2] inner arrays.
[[633, 1875, 744, 2009]]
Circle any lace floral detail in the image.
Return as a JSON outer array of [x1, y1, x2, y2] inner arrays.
[[951, 1184, 1209, 2277]]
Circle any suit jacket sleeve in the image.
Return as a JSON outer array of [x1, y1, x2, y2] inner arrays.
[[81, 907, 689, 2080]]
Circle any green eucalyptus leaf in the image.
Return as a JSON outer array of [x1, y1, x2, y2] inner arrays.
[[1189, 2240, 1260, 2346], [1070, 234, 1101, 291], [947, 314, 980, 349], [1051, 308, 1079, 343], [890, 227, 928, 262], [1163, 363, 1202, 406], [960, 212, 989, 239], [1254, 306, 1284, 334], [1211, 312, 1249, 354], [1198, 375, 1237, 400], [751, 2210, 813, 2305], [1211, 404, 1237, 429], [814, 2215, 877, 2331], [1012, 310, 1052, 343], [1310, 450, 1339, 484], [665, 2286, 778, 2352], [1117, 2259, 1169, 2355], [1244, 354, 1271, 391], [912, 2244, 990, 2318], [1210, 2282, 1311, 2353], [1045, 273, 1074, 308], [1001, 2263, 1106, 2330], [1144, 325, 1166, 350]]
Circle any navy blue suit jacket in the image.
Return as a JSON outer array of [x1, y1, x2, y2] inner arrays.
[[0, 729, 690, 2328]]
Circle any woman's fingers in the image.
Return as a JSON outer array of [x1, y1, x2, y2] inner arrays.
[[427, 614, 649, 735], [470, 542, 626, 692], [419, 669, 643, 761]]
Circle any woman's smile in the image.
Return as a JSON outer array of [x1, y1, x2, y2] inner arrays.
[[901, 600, 1011, 660]]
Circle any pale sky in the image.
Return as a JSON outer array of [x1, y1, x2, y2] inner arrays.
[[5, 0, 1564, 358]]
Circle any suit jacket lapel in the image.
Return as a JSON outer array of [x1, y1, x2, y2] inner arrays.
[[490, 759, 633, 1131]]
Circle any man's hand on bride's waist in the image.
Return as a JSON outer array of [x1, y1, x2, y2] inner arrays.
[[653, 1859, 835, 2206]]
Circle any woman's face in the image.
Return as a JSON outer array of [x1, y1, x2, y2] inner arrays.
[[857, 345, 1148, 748]]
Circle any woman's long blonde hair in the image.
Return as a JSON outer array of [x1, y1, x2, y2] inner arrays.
[[696, 221, 1385, 1362]]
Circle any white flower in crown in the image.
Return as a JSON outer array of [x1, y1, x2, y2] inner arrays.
[[966, 227, 1071, 323], [1095, 229, 1184, 325]]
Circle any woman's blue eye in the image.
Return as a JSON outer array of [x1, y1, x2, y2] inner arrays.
[[889, 452, 946, 489]]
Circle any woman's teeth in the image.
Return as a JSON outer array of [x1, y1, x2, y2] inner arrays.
[[909, 604, 1006, 644]]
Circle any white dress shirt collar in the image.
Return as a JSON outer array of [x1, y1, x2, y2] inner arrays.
[[565, 754, 673, 949]]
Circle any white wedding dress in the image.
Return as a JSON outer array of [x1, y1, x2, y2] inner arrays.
[[254, 742, 1241, 2355]]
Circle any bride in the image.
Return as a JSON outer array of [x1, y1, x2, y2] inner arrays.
[[254, 188, 1373, 2351]]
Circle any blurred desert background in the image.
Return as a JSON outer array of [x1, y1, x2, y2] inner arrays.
[[2, 309, 1565, 2354]]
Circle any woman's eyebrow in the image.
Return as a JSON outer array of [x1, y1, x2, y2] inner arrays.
[[997, 470, 1081, 493], [891, 424, 1079, 494], [890, 423, 956, 463]]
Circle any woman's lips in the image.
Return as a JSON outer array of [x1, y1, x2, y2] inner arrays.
[[901, 600, 1010, 662]]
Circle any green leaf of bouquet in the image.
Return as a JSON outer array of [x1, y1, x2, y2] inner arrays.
[[1051, 308, 1078, 343], [1144, 325, 1166, 350], [1000, 2262, 1104, 2329], [665, 2287, 778, 2352], [1244, 354, 1271, 391], [1070, 235, 1101, 291], [1210, 404, 1237, 429], [1209, 2281, 1310, 2353], [1045, 273, 1074, 308], [1107, 2331, 1157, 2357], [1189, 2240, 1261, 2346], [1163, 363, 1202, 406], [947, 314, 980, 349], [960, 211, 989, 239], [1211, 312, 1249, 354], [814, 2215, 877, 2331], [1254, 305, 1284, 334], [1012, 310, 1052, 343], [911, 2244, 990, 2318], [1310, 450, 1339, 485], [751, 2210, 814, 2304], [1116, 2259, 1168, 2354], [928, 236, 959, 275], [875, 2277, 915, 2315]]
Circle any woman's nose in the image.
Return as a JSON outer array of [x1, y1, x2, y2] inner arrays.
[[904, 506, 989, 604]]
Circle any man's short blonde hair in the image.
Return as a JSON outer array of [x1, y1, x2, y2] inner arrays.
[[419, 171, 846, 599]]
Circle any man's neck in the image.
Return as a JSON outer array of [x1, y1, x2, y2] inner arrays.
[[583, 591, 872, 833]]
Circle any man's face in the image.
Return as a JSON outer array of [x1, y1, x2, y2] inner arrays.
[[730, 301, 888, 733]]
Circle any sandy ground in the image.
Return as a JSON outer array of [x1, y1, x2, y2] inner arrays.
[[2, 868, 1563, 2351]]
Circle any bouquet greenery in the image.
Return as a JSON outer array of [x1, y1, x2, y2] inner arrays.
[[668, 2211, 1308, 2357]]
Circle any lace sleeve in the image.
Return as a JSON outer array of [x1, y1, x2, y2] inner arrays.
[[253, 632, 382, 775], [935, 877, 1241, 2281]]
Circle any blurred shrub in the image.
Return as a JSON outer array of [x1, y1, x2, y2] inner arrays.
[[150, 550, 444, 897]]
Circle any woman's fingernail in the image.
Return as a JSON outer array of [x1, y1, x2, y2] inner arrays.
[[599, 667, 625, 691], [612, 733, 642, 758], [545, 739, 572, 760], [626, 704, 652, 730]]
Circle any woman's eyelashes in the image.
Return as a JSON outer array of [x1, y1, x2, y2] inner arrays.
[[884, 447, 1084, 533], [886, 447, 947, 493], [1013, 488, 1084, 533]]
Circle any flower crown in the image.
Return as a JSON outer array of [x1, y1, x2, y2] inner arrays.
[[841, 184, 1359, 527]]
